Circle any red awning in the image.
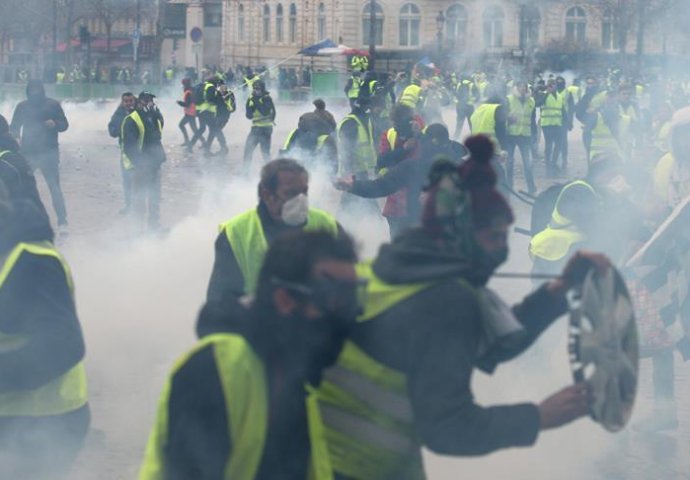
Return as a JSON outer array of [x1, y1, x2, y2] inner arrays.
[[56, 38, 131, 53]]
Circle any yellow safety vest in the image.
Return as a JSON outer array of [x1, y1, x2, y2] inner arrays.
[[655, 120, 672, 154], [653, 153, 675, 200], [0, 241, 88, 417], [540, 93, 564, 127], [529, 180, 595, 261], [567, 85, 581, 104], [314, 262, 454, 479], [347, 76, 364, 100], [399, 83, 422, 109], [220, 208, 338, 295], [507, 95, 535, 137], [140, 334, 266, 479], [470, 103, 500, 146], [120, 110, 162, 170], [474, 80, 488, 104], [337, 114, 376, 175], [249, 97, 274, 127], [282, 130, 331, 153], [197, 82, 217, 114], [590, 112, 621, 160]]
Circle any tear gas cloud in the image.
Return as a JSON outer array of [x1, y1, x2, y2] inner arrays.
[[0, 57, 688, 479]]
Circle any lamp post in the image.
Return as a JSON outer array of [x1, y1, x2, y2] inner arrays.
[[435, 10, 445, 66]]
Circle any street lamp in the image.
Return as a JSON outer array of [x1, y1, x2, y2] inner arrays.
[[435, 10, 445, 63]]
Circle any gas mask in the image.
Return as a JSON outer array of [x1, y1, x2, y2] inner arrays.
[[281, 193, 309, 226]]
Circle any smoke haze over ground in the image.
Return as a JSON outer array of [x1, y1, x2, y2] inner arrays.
[[0, 90, 688, 479]]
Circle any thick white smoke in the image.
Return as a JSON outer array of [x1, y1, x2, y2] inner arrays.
[[0, 85, 681, 480]]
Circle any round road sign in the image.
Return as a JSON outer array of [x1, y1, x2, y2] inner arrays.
[[190, 27, 203, 43]]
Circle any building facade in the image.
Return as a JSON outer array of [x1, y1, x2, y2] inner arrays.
[[183, 0, 687, 72]]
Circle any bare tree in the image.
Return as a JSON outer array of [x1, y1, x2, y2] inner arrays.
[[82, 0, 136, 58]]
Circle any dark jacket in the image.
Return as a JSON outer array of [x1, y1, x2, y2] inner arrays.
[[10, 83, 68, 154], [350, 135, 466, 229], [163, 297, 313, 479], [206, 202, 344, 302], [121, 108, 166, 166], [0, 134, 46, 215], [349, 229, 568, 455], [0, 199, 85, 397], [107, 105, 131, 139], [245, 94, 276, 123]]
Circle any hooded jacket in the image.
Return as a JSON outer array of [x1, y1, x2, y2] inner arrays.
[[347, 228, 568, 455], [0, 134, 46, 215], [0, 198, 85, 397], [10, 80, 69, 155]]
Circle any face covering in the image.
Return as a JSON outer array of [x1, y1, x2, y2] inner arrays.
[[281, 193, 309, 226], [473, 246, 509, 285]]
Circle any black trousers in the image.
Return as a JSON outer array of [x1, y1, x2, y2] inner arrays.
[[178, 114, 198, 144], [542, 125, 564, 175], [504, 135, 537, 193], [243, 126, 273, 169], [131, 161, 161, 229], [25, 149, 67, 225], [453, 104, 474, 140], [190, 111, 214, 148], [207, 112, 230, 151]]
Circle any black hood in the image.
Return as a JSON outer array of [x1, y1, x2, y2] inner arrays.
[[372, 228, 485, 286], [26, 79, 46, 101], [0, 198, 54, 253]]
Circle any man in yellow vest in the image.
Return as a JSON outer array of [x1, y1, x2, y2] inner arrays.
[[280, 112, 337, 172], [141, 230, 361, 480], [470, 92, 508, 151], [317, 135, 603, 479], [556, 76, 575, 173], [452, 74, 475, 140], [243, 80, 276, 174], [207, 159, 340, 302], [0, 175, 89, 478], [505, 80, 537, 193], [536, 79, 567, 177], [191, 76, 221, 155], [121, 91, 166, 231]]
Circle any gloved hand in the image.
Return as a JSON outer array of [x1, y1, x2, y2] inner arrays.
[[561, 250, 611, 290], [547, 250, 611, 296]]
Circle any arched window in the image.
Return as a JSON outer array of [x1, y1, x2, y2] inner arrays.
[[276, 4, 284, 42], [362, 1, 384, 46], [289, 3, 297, 43], [446, 4, 467, 47], [483, 5, 504, 48], [263, 4, 271, 42], [602, 7, 618, 50], [519, 5, 540, 50], [399, 3, 420, 47], [565, 6, 586, 44], [238, 4, 245, 41]]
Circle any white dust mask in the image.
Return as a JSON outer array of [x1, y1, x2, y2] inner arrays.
[[281, 193, 309, 226]]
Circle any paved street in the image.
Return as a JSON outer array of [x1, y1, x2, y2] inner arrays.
[[1, 95, 687, 480]]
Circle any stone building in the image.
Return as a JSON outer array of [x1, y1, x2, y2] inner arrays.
[[174, 0, 689, 72]]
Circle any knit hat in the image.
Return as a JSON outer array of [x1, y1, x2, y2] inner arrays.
[[422, 134, 513, 240]]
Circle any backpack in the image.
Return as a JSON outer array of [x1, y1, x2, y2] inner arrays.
[[192, 83, 206, 104], [530, 183, 565, 236]]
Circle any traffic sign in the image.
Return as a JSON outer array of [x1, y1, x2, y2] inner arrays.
[[190, 27, 203, 43]]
